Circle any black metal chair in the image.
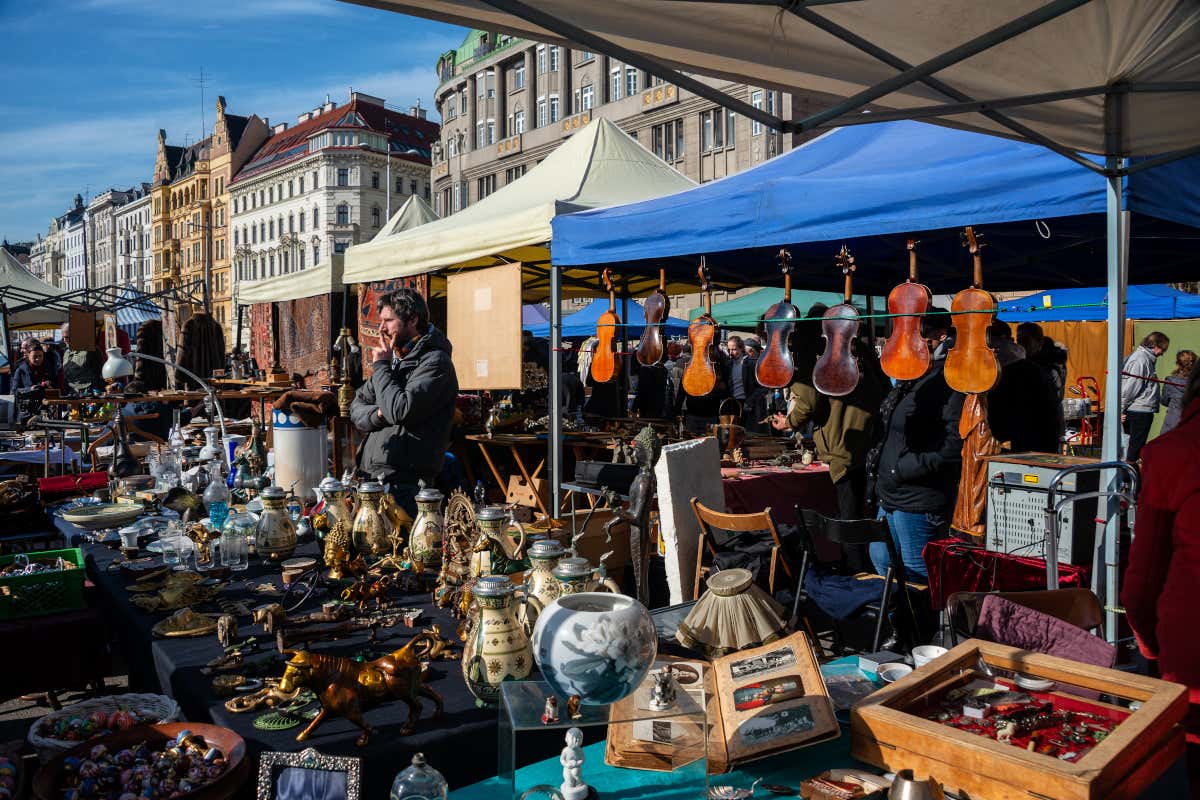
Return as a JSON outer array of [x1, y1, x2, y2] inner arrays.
[[790, 506, 920, 654]]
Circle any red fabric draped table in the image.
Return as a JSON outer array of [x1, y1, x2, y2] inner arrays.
[[720, 463, 838, 525], [922, 538, 1091, 612]]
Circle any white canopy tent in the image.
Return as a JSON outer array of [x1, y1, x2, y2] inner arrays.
[[369, 193, 440, 242], [0, 248, 67, 330], [344, 0, 1200, 641], [237, 255, 347, 305], [342, 117, 695, 293]]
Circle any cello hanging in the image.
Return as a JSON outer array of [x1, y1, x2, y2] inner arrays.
[[812, 246, 862, 397], [682, 259, 718, 397], [590, 268, 621, 384], [945, 227, 1000, 394], [637, 268, 671, 367], [879, 238, 933, 381], [755, 249, 800, 389]]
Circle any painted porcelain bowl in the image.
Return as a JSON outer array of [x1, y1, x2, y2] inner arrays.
[[531, 592, 657, 706]]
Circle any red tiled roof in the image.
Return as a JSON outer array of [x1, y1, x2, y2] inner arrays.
[[232, 98, 440, 185]]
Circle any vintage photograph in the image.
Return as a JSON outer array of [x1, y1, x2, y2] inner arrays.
[[733, 675, 806, 711], [736, 705, 816, 745], [728, 646, 797, 681]]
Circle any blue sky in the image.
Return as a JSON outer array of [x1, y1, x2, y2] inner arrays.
[[0, 0, 465, 242]]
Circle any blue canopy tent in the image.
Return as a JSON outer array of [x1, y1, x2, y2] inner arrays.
[[115, 287, 161, 340], [999, 284, 1200, 322], [524, 298, 690, 339], [552, 120, 1200, 295], [522, 304, 550, 327]]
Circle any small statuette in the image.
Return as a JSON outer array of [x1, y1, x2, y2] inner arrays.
[[566, 695, 582, 720], [541, 695, 559, 725], [559, 727, 589, 800], [216, 614, 238, 649], [648, 665, 677, 711]]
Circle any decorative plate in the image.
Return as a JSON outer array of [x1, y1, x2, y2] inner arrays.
[[62, 503, 144, 530]]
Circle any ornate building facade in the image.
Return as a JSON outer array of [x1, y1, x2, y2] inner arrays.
[[114, 184, 154, 292]]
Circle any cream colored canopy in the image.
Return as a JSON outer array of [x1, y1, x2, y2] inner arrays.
[[342, 117, 696, 294], [236, 254, 346, 305], [1, 248, 67, 329], [347, 0, 1200, 157], [369, 193, 440, 242]]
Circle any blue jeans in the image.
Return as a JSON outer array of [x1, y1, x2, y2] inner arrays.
[[870, 508, 948, 580]]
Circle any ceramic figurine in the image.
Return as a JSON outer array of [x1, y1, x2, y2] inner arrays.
[[559, 727, 589, 800], [541, 695, 560, 725], [408, 487, 444, 568], [648, 665, 677, 711], [277, 629, 445, 746], [566, 695, 582, 720], [461, 576, 533, 707], [532, 592, 657, 706]]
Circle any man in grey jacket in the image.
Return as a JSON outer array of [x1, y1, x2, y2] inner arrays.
[[1120, 331, 1169, 462], [351, 289, 459, 514]]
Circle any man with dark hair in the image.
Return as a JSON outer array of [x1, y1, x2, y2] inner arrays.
[[1121, 331, 1170, 462], [866, 308, 964, 580], [986, 321, 1059, 453], [350, 288, 458, 514]]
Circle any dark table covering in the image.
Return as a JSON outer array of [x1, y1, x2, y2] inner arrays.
[[721, 464, 838, 525], [0, 601, 109, 698], [65, 519, 510, 797], [922, 537, 1090, 611]]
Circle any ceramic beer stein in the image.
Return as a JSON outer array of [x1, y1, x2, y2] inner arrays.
[[469, 506, 528, 577], [409, 487, 445, 568], [519, 538, 566, 628], [552, 556, 622, 596], [461, 575, 533, 707], [316, 477, 353, 531]]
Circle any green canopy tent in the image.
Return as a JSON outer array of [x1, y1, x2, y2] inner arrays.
[[690, 286, 886, 330]]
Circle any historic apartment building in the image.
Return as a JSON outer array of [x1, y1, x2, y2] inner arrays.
[[228, 90, 437, 287], [32, 195, 86, 289], [87, 187, 139, 289], [152, 97, 269, 339], [114, 184, 154, 292]]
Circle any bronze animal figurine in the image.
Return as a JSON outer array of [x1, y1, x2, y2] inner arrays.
[[340, 573, 395, 612], [277, 629, 445, 745]]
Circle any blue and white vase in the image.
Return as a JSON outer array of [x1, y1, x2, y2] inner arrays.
[[270, 409, 327, 503], [531, 592, 657, 706]]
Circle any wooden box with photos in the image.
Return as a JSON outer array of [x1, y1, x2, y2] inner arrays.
[[850, 639, 1188, 800]]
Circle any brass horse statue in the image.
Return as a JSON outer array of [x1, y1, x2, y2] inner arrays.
[[278, 629, 445, 746]]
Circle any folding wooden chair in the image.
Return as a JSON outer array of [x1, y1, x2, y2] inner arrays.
[[689, 498, 795, 600]]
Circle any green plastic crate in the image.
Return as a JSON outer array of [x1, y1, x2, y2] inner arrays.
[[0, 547, 86, 620]]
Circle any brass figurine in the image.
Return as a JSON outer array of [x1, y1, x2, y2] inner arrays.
[[185, 522, 221, 567], [323, 519, 355, 579], [277, 629, 446, 745]]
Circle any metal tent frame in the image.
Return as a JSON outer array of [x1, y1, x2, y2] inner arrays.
[[1, 278, 209, 321]]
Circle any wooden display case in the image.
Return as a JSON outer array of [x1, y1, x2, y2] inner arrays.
[[850, 639, 1187, 800]]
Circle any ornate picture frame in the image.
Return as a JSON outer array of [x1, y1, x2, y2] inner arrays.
[[256, 747, 361, 800]]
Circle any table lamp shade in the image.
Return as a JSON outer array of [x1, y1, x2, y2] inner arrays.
[[102, 347, 134, 380]]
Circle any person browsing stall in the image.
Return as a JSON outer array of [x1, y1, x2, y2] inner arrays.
[[350, 289, 458, 515], [1120, 331, 1170, 462], [1160, 349, 1196, 435]]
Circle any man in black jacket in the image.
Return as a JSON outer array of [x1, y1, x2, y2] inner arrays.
[[351, 289, 459, 515], [867, 309, 964, 579]]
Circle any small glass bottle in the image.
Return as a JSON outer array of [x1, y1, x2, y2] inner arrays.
[[220, 510, 255, 571], [203, 459, 232, 532], [389, 753, 448, 800]]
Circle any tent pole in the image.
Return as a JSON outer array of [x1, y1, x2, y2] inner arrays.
[[549, 261, 563, 519], [1098, 154, 1127, 644]]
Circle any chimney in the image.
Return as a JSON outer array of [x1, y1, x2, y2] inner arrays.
[[322, 100, 335, 113], [273, 122, 289, 134], [298, 111, 312, 124], [409, 100, 428, 121], [350, 91, 386, 107], [312, 106, 323, 118]]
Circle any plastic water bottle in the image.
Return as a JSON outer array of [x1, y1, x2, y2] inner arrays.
[[203, 459, 232, 532]]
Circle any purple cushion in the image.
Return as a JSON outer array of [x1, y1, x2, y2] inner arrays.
[[976, 594, 1116, 668]]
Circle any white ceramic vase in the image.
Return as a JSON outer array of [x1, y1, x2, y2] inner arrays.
[[271, 410, 327, 502], [531, 592, 657, 706]]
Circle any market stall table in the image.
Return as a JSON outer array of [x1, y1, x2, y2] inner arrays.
[[63, 519, 508, 798], [721, 463, 838, 526], [922, 538, 1090, 612], [467, 432, 614, 516]]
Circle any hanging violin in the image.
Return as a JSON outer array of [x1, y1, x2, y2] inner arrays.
[[879, 238, 933, 381], [636, 268, 670, 367], [812, 246, 862, 397], [590, 268, 621, 384], [755, 249, 799, 389], [682, 259, 718, 397], [945, 227, 1000, 394]]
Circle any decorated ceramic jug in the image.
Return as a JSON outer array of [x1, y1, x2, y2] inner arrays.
[[409, 487, 445, 568], [461, 575, 533, 707], [352, 482, 392, 559], [519, 538, 565, 628], [255, 486, 298, 561], [552, 556, 622, 596], [469, 506, 528, 577]]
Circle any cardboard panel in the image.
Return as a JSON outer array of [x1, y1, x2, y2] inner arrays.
[[447, 263, 522, 390]]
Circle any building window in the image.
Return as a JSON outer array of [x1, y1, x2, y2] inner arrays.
[[336, 204, 349, 225], [652, 118, 685, 162], [477, 174, 497, 199], [459, 88, 468, 116], [549, 96, 560, 123], [513, 61, 525, 90], [536, 44, 546, 74], [549, 46, 559, 72], [299, 212, 305, 232], [476, 72, 486, 98], [313, 206, 319, 228], [411, 180, 418, 195], [610, 67, 622, 101], [446, 95, 457, 118], [337, 168, 349, 187], [726, 110, 737, 146], [505, 164, 527, 183], [477, 120, 485, 148], [299, 250, 306, 269], [486, 69, 495, 98], [452, 182, 461, 212], [313, 242, 320, 263], [259, 221, 265, 241], [486, 119, 495, 145], [334, 240, 349, 254], [282, 251, 289, 273], [701, 110, 714, 152], [269, 253, 275, 276], [514, 109, 526, 134], [268, 186, 274, 203], [268, 219, 274, 239], [537, 97, 547, 128], [751, 90, 764, 135], [765, 89, 777, 116], [371, 171, 380, 189], [580, 84, 594, 111], [371, 207, 381, 227], [625, 66, 639, 98], [577, 50, 594, 64], [395, 175, 403, 193]]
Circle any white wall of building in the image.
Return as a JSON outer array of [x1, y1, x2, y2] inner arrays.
[[63, 219, 87, 291], [115, 192, 153, 291]]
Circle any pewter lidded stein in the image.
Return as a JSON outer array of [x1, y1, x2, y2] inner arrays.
[[352, 481, 392, 559], [553, 556, 621, 596], [317, 477, 353, 530], [256, 486, 298, 561], [461, 575, 533, 707], [408, 487, 444, 568], [520, 538, 565, 627]]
